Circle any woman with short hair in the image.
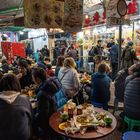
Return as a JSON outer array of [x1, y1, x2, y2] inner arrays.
[[0, 73, 32, 140]]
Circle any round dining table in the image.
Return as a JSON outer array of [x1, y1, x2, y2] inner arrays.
[[49, 107, 117, 140]]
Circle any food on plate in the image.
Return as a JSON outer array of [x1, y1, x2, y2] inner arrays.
[[59, 102, 113, 135], [81, 103, 93, 110], [76, 115, 94, 124], [80, 74, 91, 84], [96, 112, 107, 121], [60, 112, 69, 122], [59, 122, 70, 131], [104, 117, 113, 126]]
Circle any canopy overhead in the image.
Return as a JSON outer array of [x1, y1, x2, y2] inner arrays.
[[0, 0, 23, 27]]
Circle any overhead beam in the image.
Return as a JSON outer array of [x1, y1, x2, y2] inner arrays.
[[0, 7, 23, 14]]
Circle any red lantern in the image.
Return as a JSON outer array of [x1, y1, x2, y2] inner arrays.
[[85, 14, 91, 26], [93, 12, 100, 24], [127, 0, 137, 15], [131, 0, 137, 14]]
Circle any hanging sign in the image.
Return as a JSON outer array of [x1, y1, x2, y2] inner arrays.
[[24, 0, 64, 29], [63, 0, 83, 32], [106, 0, 130, 26]]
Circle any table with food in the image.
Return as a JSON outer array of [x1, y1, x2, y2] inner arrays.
[[80, 73, 91, 85], [49, 100, 117, 140], [21, 84, 37, 109]]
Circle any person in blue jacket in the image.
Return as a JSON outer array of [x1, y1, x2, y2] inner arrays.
[[32, 67, 67, 139], [91, 63, 111, 110]]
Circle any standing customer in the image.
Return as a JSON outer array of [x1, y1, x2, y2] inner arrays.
[[110, 42, 119, 81], [67, 45, 78, 61], [0, 74, 32, 140], [121, 41, 138, 69], [91, 63, 111, 110], [93, 40, 103, 56], [55, 56, 65, 77], [58, 57, 80, 98]]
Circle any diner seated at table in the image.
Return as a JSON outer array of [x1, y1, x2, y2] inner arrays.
[[58, 57, 80, 99], [18, 60, 33, 89], [91, 63, 111, 110], [32, 67, 67, 139], [0, 73, 33, 140], [124, 63, 140, 120]]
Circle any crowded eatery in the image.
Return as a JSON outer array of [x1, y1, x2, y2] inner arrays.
[[0, 0, 140, 140]]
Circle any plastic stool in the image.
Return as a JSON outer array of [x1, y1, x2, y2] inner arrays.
[[123, 131, 140, 140], [124, 116, 140, 131], [88, 62, 94, 73]]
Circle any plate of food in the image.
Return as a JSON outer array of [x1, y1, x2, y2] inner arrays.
[[74, 114, 98, 129]]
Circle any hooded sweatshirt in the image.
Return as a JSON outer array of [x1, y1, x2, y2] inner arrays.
[[0, 91, 32, 140], [58, 67, 80, 98], [0, 91, 20, 104], [92, 72, 111, 103]]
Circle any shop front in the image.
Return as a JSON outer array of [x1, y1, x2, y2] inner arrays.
[[77, 0, 140, 61]]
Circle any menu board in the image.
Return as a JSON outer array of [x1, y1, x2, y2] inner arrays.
[[24, 0, 64, 29], [63, 0, 83, 32]]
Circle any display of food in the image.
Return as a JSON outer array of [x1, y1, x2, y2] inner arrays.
[[59, 102, 113, 135], [80, 73, 91, 84], [21, 84, 37, 98]]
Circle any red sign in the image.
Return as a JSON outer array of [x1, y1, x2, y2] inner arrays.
[[127, 0, 138, 15], [83, 0, 138, 27]]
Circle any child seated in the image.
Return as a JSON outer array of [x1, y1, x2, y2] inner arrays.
[[46, 64, 54, 77]]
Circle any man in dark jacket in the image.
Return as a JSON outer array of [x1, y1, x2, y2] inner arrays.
[[1, 59, 10, 73], [121, 42, 138, 69], [110, 43, 118, 81], [93, 40, 103, 56], [124, 63, 140, 120], [114, 69, 129, 101], [18, 60, 33, 89]]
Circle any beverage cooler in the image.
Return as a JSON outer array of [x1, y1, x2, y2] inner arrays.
[[1, 42, 26, 63]]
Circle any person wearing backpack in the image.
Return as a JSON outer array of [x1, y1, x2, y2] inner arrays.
[[32, 67, 67, 139], [88, 46, 95, 62], [121, 42, 138, 69]]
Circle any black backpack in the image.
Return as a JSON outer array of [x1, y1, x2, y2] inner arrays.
[[88, 47, 95, 62]]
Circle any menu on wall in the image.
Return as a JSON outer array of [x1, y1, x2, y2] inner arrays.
[[24, 0, 64, 29], [63, 0, 83, 32]]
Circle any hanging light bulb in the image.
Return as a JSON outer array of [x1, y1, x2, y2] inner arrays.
[[85, 14, 89, 19]]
